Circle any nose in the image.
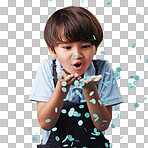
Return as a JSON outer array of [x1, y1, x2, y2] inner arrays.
[[73, 48, 83, 59]]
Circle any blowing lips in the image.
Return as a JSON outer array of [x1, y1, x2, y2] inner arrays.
[[73, 61, 83, 70]]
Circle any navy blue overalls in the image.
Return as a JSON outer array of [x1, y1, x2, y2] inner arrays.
[[37, 59, 110, 148]]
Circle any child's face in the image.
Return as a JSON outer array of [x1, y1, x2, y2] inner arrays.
[[49, 41, 97, 76]]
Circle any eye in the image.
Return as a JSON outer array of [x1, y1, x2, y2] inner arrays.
[[63, 46, 71, 49], [82, 45, 91, 48]]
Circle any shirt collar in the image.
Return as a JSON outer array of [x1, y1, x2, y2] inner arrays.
[[55, 58, 95, 78]]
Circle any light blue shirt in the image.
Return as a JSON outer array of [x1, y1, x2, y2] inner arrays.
[[29, 58, 123, 144]]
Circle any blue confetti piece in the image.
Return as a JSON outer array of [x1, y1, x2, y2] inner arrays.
[[63, 144, 68, 147], [139, 55, 141, 59], [74, 80, 79, 87], [86, 76, 92, 81], [90, 98, 96, 104], [137, 13, 140, 15], [111, 124, 115, 128], [132, 43, 135, 48], [94, 77, 100, 82], [128, 83, 133, 88], [33, 135, 38, 142], [71, 142, 74, 147], [61, 109, 67, 114], [55, 107, 58, 113], [114, 105, 119, 111], [79, 105, 84, 109], [55, 136, 60, 141], [45, 119, 51, 123], [57, 76, 62, 79], [142, 97, 147, 101], [75, 89, 82, 98], [80, 81, 85, 87], [93, 35, 96, 40], [62, 135, 69, 143], [113, 79, 115, 85], [81, 0, 84, 4], [104, 97, 109, 104], [133, 80, 138, 86], [94, 128, 97, 133], [120, 136, 123, 139], [98, 100, 102, 106], [102, 91, 107, 94], [61, 81, 67, 86], [102, 81, 108, 86], [105, 142, 109, 147], [134, 103, 139, 108], [94, 117, 99, 121], [90, 137, 96, 139], [72, 55, 77, 59], [67, 135, 74, 141], [63, 97, 68, 101], [134, 75, 139, 80], [62, 87, 67, 92], [146, 59, 148, 63], [52, 127, 57, 132], [106, 81, 110, 84], [68, 108, 75, 117], [114, 72, 119, 77], [49, 76, 54, 79], [105, 72, 110, 75], [113, 118, 119, 123], [100, 51, 105, 55], [89, 91, 94, 96], [85, 112, 90, 118], [78, 120, 83, 126], [130, 76, 134, 78], [28, 128, 30, 133], [116, 67, 122, 72], [93, 114, 98, 118], [107, 2, 112, 5]]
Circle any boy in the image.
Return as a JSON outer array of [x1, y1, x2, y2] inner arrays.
[[29, 6, 123, 147]]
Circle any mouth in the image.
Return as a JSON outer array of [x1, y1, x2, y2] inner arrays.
[[73, 62, 83, 70]]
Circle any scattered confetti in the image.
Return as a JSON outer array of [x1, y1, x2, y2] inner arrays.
[[113, 118, 119, 123], [120, 136, 123, 139], [72, 55, 77, 59], [104, 97, 109, 104], [89, 91, 94, 96], [57, 76, 62, 79], [100, 51, 105, 55], [93, 114, 98, 118], [55, 107, 58, 113], [74, 80, 79, 87], [139, 55, 141, 59], [114, 72, 119, 77], [114, 105, 119, 111], [63, 144, 68, 147], [63, 97, 68, 101], [103, 120, 108, 122], [128, 83, 133, 89], [102, 91, 107, 94], [107, 2, 111, 5], [49, 76, 54, 79], [80, 81, 85, 87], [93, 35, 96, 40], [75, 89, 82, 98], [79, 105, 84, 109], [55, 136, 60, 141], [146, 59, 148, 63], [62, 87, 67, 92], [85, 112, 90, 118], [134, 103, 139, 108], [45, 119, 51, 123], [98, 100, 103, 106], [111, 124, 115, 128], [105, 142, 109, 147], [113, 79, 115, 85], [52, 127, 57, 132], [78, 120, 83, 126], [61, 81, 67, 86], [68, 108, 75, 117], [90, 98, 96, 104], [81, 0, 84, 4], [130, 76, 134, 78], [132, 43, 135, 48], [105, 72, 110, 75], [28, 128, 30, 133], [116, 67, 122, 72], [142, 97, 147, 101], [90, 137, 96, 139], [137, 13, 140, 15], [134, 75, 139, 81], [33, 134, 38, 142], [86, 76, 92, 81], [94, 77, 100, 82]]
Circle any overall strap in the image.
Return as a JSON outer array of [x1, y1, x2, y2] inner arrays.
[[51, 59, 58, 88], [52, 59, 99, 89]]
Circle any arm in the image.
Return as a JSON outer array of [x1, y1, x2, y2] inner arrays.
[[37, 73, 81, 131], [83, 85, 112, 131]]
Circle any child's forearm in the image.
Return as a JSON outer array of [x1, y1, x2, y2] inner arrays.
[[38, 80, 70, 131], [83, 86, 112, 131]]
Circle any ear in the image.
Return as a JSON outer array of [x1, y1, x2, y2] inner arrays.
[[48, 46, 57, 58]]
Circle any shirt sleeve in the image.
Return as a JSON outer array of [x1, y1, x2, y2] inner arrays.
[[28, 59, 54, 102], [97, 60, 124, 106]]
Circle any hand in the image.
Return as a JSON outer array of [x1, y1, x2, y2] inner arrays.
[[79, 75, 102, 89], [57, 72, 82, 88]]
